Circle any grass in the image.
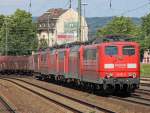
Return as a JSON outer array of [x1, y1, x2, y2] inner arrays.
[[89, 111, 96, 113], [140, 63, 150, 77]]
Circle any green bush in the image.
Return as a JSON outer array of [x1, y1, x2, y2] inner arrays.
[[141, 64, 150, 77]]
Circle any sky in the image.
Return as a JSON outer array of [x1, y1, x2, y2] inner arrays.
[[0, 0, 150, 17]]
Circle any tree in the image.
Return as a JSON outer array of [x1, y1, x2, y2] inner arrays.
[[141, 14, 150, 49], [97, 16, 140, 37], [0, 15, 5, 29], [142, 14, 150, 36], [0, 9, 38, 55]]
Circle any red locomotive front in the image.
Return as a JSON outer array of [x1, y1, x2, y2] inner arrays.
[[100, 42, 140, 92]]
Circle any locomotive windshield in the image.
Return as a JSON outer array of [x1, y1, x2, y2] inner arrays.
[[59, 51, 65, 59], [84, 49, 97, 60], [41, 53, 47, 63], [123, 46, 135, 55], [34, 55, 38, 63], [105, 46, 118, 55]]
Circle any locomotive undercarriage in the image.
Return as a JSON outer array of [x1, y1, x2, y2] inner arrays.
[[0, 70, 33, 76], [35, 73, 140, 94], [102, 78, 140, 93]]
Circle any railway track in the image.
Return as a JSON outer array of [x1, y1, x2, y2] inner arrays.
[[110, 87, 150, 107], [110, 95, 150, 107], [140, 78, 150, 81], [140, 83, 150, 87], [136, 89, 150, 96], [0, 78, 115, 113], [5, 77, 150, 108], [138, 88, 150, 92], [140, 78, 150, 88], [0, 96, 16, 113], [132, 93, 150, 101]]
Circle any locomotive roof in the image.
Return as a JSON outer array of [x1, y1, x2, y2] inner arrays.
[[33, 41, 139, 55], [36, 34, 138, 53], [83, 41, 139, 48]]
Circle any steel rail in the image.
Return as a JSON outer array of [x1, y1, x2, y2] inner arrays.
[[0, 96, 16, 113], [3, 78, 115, 113], [111, 96, 150, 107], [1, 78, 82, 113], [141, 83, 150, 87]]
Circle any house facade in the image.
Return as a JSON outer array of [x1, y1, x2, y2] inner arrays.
[[142, 49, 150, 64], [37, 8, 88, 47]]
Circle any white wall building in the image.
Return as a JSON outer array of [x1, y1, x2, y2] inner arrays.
[[143, 49, 150, 64], [37, 8, 88, 47]]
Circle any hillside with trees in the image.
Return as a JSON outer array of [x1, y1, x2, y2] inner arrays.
[[96, 16, 140, 36], [86, 17, 141, 36]]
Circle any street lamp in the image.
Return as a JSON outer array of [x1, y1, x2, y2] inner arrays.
[[82, 3, 88, 16], [81, 2, 88, 41], [44, 12, 51, 47], [78, 0, 82, 42], [5, 20, 8, 55], [47, 14, 50, 47], [4, 17, 10, 56]]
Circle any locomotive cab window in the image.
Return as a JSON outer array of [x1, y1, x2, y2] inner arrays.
[[41, 54, 47, 63], [123, 46, 135, 55], [34, 55, 38, 63], [105, 46, 118, 55], [59, 51, 65, 60], [84, 49, 97, 60]]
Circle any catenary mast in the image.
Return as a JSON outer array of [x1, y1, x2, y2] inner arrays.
[[78, 0, 82, 42]]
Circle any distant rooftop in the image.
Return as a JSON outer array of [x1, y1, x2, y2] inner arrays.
[[38, 8, 68, 22]]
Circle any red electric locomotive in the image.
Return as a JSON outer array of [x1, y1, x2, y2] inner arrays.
[[33, 41, 140, 93]]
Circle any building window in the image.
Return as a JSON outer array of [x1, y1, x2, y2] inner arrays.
[[41, 54, 47, 63], [39, 24, 42, 27], [59, 51, 65, 60], [42, 23, 45, 27], [43, 35, 45, 38]]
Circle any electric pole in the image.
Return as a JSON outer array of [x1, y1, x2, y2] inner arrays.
[[78, 0, 82, 42], [45, 12, 51, 47], [48, 14, 50, 47], [28, 0, 32, 13], [82, 1, 88, 42], [69, 0, 72, 9], [5, 19, 8, 56]]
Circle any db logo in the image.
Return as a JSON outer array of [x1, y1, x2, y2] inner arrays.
[[115, 64, 126, 68], [117, 72, 125, 76], [117, 56, 124, 60]]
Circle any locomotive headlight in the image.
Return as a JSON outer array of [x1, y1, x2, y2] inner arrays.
[[109, 73, 113, 77], [128, 73, 136, 78], [132, 73, 136, 78], [105, 73, 113, 78]]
